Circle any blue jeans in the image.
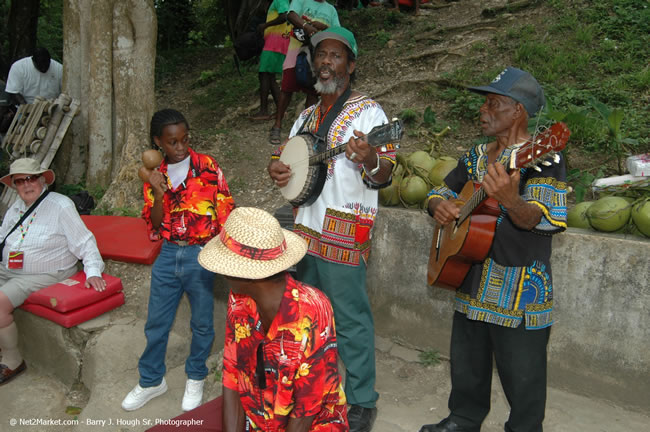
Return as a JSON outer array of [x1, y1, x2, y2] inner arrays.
[[138, 241, 216, 387]]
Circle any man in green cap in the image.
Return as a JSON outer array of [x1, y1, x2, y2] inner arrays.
[[268, 26, 398, 432]]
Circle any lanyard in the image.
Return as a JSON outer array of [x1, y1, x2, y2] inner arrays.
[[16, 210, 37, 249]]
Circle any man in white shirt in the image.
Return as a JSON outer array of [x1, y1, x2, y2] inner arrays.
[[5, 48, 63, 105], [0, 158, 105, 385]]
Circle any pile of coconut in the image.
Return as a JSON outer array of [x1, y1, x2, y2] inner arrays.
[[379, 151, 457, 208], [568, 196, 650, 238]]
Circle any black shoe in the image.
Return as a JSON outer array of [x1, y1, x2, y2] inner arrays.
[[0, 360, 27, 385], [348, 405, 377, 432], [419, 417, 467, 432]]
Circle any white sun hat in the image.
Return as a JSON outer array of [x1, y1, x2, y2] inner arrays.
[[198, 207, 307, 279], [0, 158, 55, 188]]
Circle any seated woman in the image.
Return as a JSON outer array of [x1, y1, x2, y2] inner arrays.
[[0, 158, 105, 385]]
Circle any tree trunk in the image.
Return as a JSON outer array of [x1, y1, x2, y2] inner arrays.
[[8, 0, 40, 63], [59, 0, 156, 211]]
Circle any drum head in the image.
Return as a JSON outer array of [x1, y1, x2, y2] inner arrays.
[[279, 135, 311, 201]]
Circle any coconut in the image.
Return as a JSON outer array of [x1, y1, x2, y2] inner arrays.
[[631, 200, 650, 237], [429, 156, 457, 186], [586, 196, 631, 232], [379, 182, 400, 206], [408, 151, 436, 178], [399, 175, 429, 205], [567, 201, 593, 229], [142, 149, 163, 169]]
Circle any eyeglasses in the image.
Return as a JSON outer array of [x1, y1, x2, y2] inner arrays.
[[13, 175, 41, 187]]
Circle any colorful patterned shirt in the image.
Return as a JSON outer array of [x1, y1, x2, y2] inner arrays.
[[263, 0, 291, 54], [272, 95, 397, 266], [142, 148, 235, 245], [223, 274, 348, 431], [427, 142, 567, 329]]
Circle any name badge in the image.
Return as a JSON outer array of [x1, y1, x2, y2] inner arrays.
[[8, 251, 24, 269]]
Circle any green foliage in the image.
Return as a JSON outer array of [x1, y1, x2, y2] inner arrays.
[[370, 30, 392, 48], [399, 108, 418, 124], [193, 70, 218, 87], [37, 0, 63, 62], [92, 206, 139, 217], [439, 88, 482, 122], [155, 0, 197, 50], [418, 349, 441, 367]]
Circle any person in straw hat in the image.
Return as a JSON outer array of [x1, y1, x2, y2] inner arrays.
[[198, 207, 348, 431], [0, 158, 105, 385]]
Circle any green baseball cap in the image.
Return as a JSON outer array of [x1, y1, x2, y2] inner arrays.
[[310, 26, 358, 58]]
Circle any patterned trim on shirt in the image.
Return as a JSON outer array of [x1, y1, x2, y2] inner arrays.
[[455, 258, 554, 329], [295, 208, 371, 266]]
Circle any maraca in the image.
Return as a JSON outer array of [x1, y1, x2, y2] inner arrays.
[[138, 149, 163, 183]]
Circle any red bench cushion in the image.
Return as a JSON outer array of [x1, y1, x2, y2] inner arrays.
[[22, 271, 123, 313], [81, 215, 162, 264], [20, 292, 125, 328]]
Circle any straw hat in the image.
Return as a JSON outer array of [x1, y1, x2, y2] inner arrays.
[[198, 207, 307, 279], [0, 158, 55, 188]]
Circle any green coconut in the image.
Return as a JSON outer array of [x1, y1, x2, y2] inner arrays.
[[408, 151, 436, 178], [567, 201, 593, 229], [586, 196, 631, 232], [631, 200, 650, 237], [399, 175, 429, 206], [379, 182, 400, 206], [428, 156, 457, 186]]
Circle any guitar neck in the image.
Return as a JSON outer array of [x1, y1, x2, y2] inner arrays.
[[458, 185, 487, 224], [308, 119, 403, 165]]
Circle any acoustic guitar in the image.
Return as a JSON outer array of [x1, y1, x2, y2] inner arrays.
[[279, 119, 403, 207], [427, 122, 571, 290]]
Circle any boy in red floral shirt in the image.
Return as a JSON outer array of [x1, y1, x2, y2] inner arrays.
[[122, 109, 235, 413], [198, 207, 348, 431]]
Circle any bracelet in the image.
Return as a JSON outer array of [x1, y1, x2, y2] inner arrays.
[[364, 153, 381, 177]]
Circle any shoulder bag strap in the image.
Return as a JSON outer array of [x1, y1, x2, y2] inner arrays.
[[0, 189, 50, 246]]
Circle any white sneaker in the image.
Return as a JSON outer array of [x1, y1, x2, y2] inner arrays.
[[181, 378, 204, 411], [121, 378, 168, 411]]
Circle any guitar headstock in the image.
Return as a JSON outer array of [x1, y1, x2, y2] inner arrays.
[[509, 122, 571, 170], [366, 118, 404, 148]]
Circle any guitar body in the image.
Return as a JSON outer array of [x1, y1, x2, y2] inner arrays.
[[427, 181, 499, 290]]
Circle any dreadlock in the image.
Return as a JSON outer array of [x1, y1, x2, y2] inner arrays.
[[149, 109, 190, 149]]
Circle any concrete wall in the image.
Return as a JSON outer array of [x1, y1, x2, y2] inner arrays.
[[367, 207, 650, 413]]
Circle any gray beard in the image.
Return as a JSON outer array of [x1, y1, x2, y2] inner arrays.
[[314, 78, 339, 94]]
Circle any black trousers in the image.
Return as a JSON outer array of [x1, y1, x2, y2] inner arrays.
[[447, 312, 551, 432]]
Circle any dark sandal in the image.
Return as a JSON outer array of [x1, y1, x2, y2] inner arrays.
[[269, 127, 282, 145]]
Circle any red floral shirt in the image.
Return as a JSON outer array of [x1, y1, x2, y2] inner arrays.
[[223, 274, 348, 431], [142, 148, 235, 245]]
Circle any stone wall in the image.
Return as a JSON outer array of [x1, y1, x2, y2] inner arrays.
[[367, 207, 650, 413]]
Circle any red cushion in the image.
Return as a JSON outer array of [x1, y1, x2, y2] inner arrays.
[[20, 292, 125, 328], [22, 271, 123, 313], [146, 396, 223, 432], [81, 215, 162, 264]]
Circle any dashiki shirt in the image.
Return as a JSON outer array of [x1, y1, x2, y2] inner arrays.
[[142, 147, 235, 245], [427, 143, 567, 329], [223, 274, 348, 431], [273, 94, 397, 266]]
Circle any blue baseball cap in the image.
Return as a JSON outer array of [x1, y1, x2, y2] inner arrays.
[[468, 67, 545, 117]]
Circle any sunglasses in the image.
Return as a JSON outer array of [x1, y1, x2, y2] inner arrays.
[[13, 174, 41, 187]]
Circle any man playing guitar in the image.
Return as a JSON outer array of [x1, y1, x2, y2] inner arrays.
[[422, 67, 567, 432], [268, 27, 396, 432]]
